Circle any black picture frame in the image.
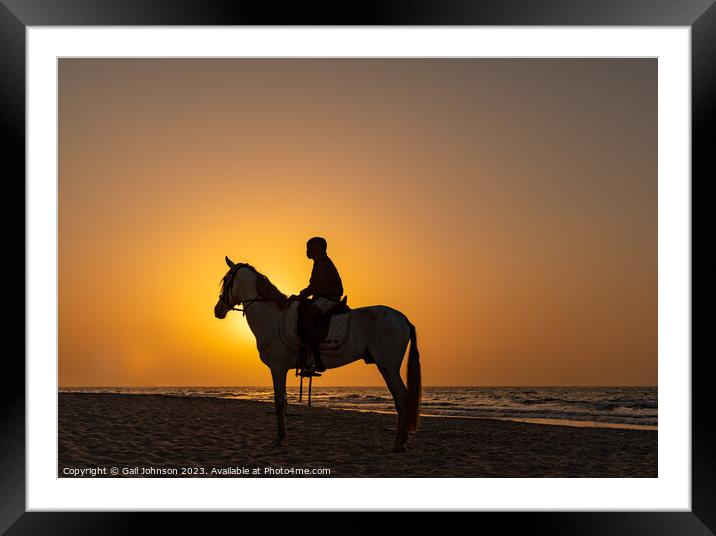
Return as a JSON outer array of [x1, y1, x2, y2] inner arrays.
[[4, 0, 710, 533]]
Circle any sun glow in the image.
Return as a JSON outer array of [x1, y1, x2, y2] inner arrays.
[[224, 314, 257, 346], [59, 58, 656, 387]]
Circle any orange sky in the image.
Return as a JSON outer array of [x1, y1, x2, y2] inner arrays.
[[58, 59, 656, 387]]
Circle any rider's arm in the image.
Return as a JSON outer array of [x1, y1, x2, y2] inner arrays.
[[298, 262, 318, 298], [298, 257, 327, 299]]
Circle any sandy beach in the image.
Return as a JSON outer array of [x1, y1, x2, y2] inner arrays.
[[59, 393, 657, 478]]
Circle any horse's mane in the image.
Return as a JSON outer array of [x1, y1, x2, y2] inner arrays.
[[220, 262, 289, 310]]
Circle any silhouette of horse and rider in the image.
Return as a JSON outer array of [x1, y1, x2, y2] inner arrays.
[[214, 237, 421, 452]]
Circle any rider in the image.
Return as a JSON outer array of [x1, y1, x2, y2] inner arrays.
[[293, 237, 343, 373]]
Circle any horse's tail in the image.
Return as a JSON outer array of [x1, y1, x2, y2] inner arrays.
[[405, 318, 422, 432]]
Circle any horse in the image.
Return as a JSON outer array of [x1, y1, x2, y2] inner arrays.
[[213, 256, 421, 452]]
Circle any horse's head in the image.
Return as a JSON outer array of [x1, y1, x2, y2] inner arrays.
[[214, 256, 256, 319]]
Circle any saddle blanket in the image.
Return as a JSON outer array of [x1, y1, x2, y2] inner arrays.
[[279, 301, 351, 350]]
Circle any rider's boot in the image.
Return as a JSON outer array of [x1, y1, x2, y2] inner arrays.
[[313, 346, 326, 373], [304, 346, 325, 374]]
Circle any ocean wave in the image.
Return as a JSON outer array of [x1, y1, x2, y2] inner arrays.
[[323, 394, 392, 403], [61, 386, 657, 427]]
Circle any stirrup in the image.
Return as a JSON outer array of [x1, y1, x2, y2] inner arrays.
[[301, 366, 322, 377]]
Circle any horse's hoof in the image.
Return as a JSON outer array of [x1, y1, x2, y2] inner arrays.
[[272, 438, 284, 448]]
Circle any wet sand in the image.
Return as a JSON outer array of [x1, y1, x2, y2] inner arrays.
[[59, 393, 657, 478]]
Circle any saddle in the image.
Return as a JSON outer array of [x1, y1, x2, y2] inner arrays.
[[299, 296, 350, 343], [279, 297, 351, 351]]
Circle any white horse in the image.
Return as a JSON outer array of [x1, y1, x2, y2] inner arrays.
[[214, 256, 421, 452]]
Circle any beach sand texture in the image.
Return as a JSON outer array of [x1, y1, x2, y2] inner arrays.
[[59, 393, 657, 478]]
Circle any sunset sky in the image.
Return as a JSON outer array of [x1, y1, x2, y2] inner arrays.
[[59, 58, 656, 387]]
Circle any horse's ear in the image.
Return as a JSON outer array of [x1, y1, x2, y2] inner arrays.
[[225, 256, 235, 268]]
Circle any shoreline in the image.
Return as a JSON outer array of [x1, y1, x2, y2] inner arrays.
[[295, 405, 658, 431], [60, 388, 657, 431], [59, 392, 657, 477]]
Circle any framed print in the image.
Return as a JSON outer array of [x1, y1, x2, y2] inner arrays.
[[5, 0, 711, 533]]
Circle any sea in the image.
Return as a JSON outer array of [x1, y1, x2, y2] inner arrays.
[[60, 386, 657, 430]]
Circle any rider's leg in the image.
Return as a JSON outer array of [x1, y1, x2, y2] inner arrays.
[[299, 304, 324, 372], [305, 298, 338, 372]]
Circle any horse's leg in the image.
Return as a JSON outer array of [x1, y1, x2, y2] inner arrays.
[[270, 367, 288, 447], [377, 364, 409, 452]]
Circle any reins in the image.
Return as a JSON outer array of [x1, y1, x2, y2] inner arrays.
[[223, 296, 266, 316], [220, 265, 268, 317]]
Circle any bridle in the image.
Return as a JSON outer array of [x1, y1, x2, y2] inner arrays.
[[219, 265, 267, 316]]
